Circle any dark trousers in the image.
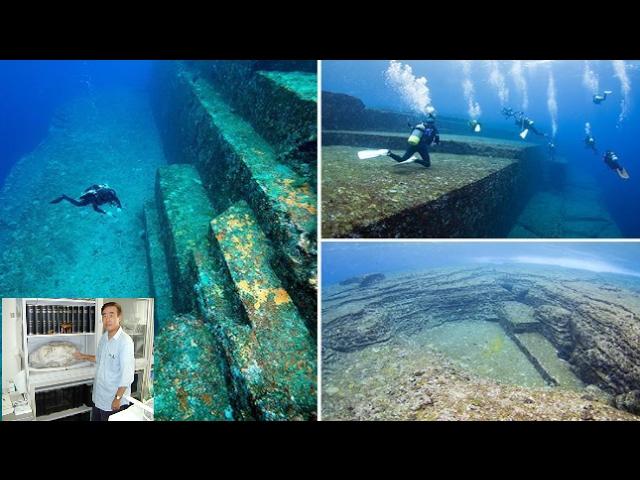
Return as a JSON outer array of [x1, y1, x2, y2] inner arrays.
[[388, 143, 431, 167], [91, 404, 131, 422]]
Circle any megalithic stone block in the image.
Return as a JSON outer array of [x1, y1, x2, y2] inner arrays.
[[143, 200, 175, 331], [251, 70, 317, 179], [180, 68, 317, 326], [185, 62, 318, 181], [185, 246, 256, 420], [155, 163, 216, 313], [154, 314, 234, 421], [208, 200, 317, 420]]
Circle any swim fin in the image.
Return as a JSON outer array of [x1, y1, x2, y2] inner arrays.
[[519, 129, 529, 139], [604, 90, 613, 95], [357, 149, 389, 160], [393, 155, 419, 165], [617, 168, 630, 179]]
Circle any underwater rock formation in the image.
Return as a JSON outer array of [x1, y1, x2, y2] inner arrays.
[[508, 163, 622, 238], [0, 91, 164, 297], [149, 61, 317, 420], [322, 140, 544, 238], [322, 91, 518, 139], [323, 337, 638, 421], [339, 273, 386, 288], [323, 265, 640, 418]]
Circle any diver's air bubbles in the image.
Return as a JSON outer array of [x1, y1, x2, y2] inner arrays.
[[460, 61, 481, 120], [585, 122, 591, 136], [547, 70, 558, 138], [510, 61, 528, 111], [487, 60, 509, 106], [582, 60, 600, 95], [384, 60, 434, 115], [612, 60, 631, 124]]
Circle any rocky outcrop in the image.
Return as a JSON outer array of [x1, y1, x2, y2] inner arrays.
[[322, 336, 638, 421], [339, 273, 386, 288], [322, 143, 544, 238], [323, 265, 640, 415], [322, 91, 517, 139]]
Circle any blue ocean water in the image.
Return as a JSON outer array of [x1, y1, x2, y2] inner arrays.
[[323, 60, 640, 236], [0, 60, 161, 297], [0, 60, 153, 185], [322, 241, 640, 287]]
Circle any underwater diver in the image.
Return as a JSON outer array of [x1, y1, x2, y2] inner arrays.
[[50, 184, 122, 214], [501, 107, 519, 119], [386, 115, 440, 167], [469, 119, 482, 133], [513, 111, 546, 138], [603, 150, 629, 179], [585, 134, 598, 154], [548, 141, 557, 161], [593, 90, 613, 104]]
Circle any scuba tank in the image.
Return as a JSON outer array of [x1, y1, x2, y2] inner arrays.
[[408, 123, 426, 145]]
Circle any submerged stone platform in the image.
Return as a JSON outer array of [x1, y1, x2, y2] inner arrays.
[[322, 265, 640, 418], [322, 133, 544, 238], [508, 164, 622, 238]]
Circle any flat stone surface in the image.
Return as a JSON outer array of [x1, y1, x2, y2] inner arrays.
[[210, 200, 317, 419], [500, 301, 539, 326], [515, 332, 584, 390], [322, 145, 516, 237], [258, 70, 317, 103]]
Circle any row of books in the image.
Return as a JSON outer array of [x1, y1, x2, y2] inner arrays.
[[26, 305, 96, 335]]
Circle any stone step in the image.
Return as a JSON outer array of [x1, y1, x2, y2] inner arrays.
[[250, 70, 317, 177], [143, 200, 175, 331], [322, 130, 540, 160], [178, 67, 317, 324], [185, 245, 256, 420], [498, 301, 540, 333], [154, 314, 234, 421], [155, 163, 216, 313], [512, 332, 584, 390], [206, 200, 317, 420], [187, 62, 317, 179]]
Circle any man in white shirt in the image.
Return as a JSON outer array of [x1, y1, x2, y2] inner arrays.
[[75, 301, 135, 421]]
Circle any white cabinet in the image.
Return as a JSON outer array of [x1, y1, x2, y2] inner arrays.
[[20, 298, 100, 420], [16, 298, 154, 420]]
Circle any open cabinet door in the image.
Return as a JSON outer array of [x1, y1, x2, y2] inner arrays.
[[103, 298, 153, 400]]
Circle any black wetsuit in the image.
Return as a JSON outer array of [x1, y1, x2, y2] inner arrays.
[[593, 93, 608, 104], [515, 116, 545, 136], [502, 107, 518, 119], [603, 151, 623, 171], [585, 136, 598, 154], [51, 184, 122, 214], [388, 123, 440, 167]]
